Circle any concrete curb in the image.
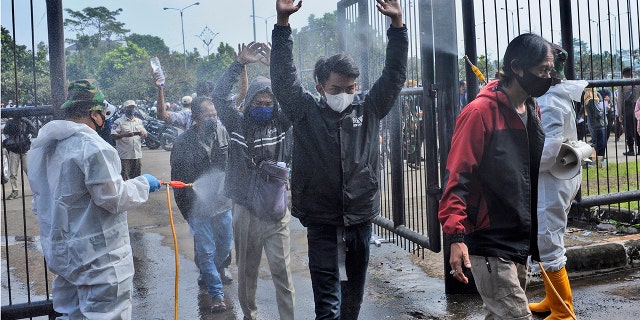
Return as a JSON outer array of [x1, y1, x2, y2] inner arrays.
[[566, 234, 640, 273], [528, 234, 640, 285]]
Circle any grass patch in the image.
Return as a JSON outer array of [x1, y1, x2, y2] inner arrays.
[[581, 160, 639, 210]]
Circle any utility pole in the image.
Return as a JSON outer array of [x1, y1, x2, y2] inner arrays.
[[163, 2, 200, 71]]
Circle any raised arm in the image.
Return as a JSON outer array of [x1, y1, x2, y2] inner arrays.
[[271, 1, 318, 121], [236, 63, 248, 108], [154, 74, 169, 121], [213, 42, 268, 129], [364, 0, 407, 117], [275, 0, 302, 27]]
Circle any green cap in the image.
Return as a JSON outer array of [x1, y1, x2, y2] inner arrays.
[[551, 47, 568, 80], [61, 79, 105, 110]]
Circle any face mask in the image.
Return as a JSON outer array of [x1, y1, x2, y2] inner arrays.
[[250, 106, 274, 122], [125, 109, 135, 117], [515, 70, 553, 98], [324, 92, 355, 113], [90, 111, 106, 131], [201, 119, 217, 136]]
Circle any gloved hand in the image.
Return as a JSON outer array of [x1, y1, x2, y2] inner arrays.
[[142, 174, 161, 192]]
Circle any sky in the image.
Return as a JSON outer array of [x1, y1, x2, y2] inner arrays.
[[1, 0, 333, 54], [1, 0, 638, 68]]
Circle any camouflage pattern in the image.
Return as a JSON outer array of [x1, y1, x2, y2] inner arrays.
[[61, 79, 105, 110], [551, 46, 567, 80]]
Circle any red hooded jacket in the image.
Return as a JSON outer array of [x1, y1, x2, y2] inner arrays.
[[438, 80, 544, 264]]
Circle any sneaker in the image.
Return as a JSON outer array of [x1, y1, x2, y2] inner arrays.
[[623, 151, 635, 156], [6, 191, 18, 200], [218, 268, 233, 285], [211, 295, 227, 313]]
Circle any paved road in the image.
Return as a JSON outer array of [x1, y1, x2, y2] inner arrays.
[[2, 147, 639, 319]]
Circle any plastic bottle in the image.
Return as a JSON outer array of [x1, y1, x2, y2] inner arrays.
[[150, 57, 165, 87]]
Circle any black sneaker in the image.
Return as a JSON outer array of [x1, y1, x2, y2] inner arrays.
[[6, 191, 18, 200], [623, 151, 635, 156], [218, 268, 233, 285]]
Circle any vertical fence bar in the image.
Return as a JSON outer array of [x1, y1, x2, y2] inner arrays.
[[462, 0, 479, 102], [560, 0, 575, 80], [357, 0, 370, 90], [46, 0, 67, 120]]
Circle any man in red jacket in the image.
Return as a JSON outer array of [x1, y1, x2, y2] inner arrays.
[[439, 33, 552, 319]]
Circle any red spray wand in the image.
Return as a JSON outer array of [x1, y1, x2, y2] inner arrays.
[[159, 180, 194, 189]]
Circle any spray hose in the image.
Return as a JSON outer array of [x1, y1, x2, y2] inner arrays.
[[464, 55, 487, 85], [538, 262, 578, 320], [159, 180, 193, 320]]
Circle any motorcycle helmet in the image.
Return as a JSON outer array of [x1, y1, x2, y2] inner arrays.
[[103, 100, 117, 120]]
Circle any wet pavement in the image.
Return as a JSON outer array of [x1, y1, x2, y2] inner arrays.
[[2, 148, 640, 319]]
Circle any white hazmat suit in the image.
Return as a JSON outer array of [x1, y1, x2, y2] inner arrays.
[[533, 80, 589, 273], [28, 120, 150, 319]]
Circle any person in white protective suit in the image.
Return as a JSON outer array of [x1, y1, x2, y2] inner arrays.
[[528, 44, 588, 319], [27, 79, 162, 319]]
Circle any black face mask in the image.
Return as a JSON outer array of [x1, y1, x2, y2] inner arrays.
[[90, 111, 106, 131], [201, 119, 217, 136], [515, 70, 553, 98]]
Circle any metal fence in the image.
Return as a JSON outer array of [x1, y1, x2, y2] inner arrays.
[[337, 0, 640, 293], [2, 109, 56, 320], [3, 0, 640, 316]]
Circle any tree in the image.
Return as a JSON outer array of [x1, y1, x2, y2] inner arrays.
[[64, 6, 129, 46], [1, 27, 51, 105], [293, 12, 340, 91], [127, 33, 170, 57], [96, 41, 150, 103]]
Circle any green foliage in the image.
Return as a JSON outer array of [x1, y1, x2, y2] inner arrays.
[[96, 41, 150, 104], [293, 12, 340, 90], [1, 27, 51, 105], [127, 33, 170, 57], [66, 40, 119, 82], [64, 6, 129, 44]]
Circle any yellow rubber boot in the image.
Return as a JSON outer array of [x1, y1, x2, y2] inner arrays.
[[544, 267, 575, 320], [528, 293, 550, 313]]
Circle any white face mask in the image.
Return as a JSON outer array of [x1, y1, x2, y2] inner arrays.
[[324, 92, 355, 113]]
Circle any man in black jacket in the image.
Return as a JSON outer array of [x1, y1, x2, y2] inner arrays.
[[213, 42, 295, 320], [2, 116, 37, 200], [170, 97, 233, 313], [271, 1, 407, 319]]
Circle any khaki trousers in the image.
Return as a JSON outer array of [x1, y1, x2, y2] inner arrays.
[[233, 203, 295, 320], [8, 151, 27, 192], [470, 255, 532, 320]]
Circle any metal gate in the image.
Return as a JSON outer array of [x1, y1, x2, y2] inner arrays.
[[336, 0, 640, 293], [3, 1, 640, 317]]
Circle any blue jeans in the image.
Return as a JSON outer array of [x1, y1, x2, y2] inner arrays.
[[593, 127, 606, 157], [307, 223, 372, 320], [190, 210, 233, 299]]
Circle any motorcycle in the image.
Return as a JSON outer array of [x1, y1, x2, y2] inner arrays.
[[143, 117, 179, 151]]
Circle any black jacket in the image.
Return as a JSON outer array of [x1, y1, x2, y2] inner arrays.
[[170, 124, 231, 220], [270, 24, 408, 227], [213, 63, 292, 206], [2, 117, 37, 154]]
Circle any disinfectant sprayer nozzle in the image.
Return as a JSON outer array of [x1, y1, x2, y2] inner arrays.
[[159, 180, 194, 189], [464, 55, 487, 85]]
